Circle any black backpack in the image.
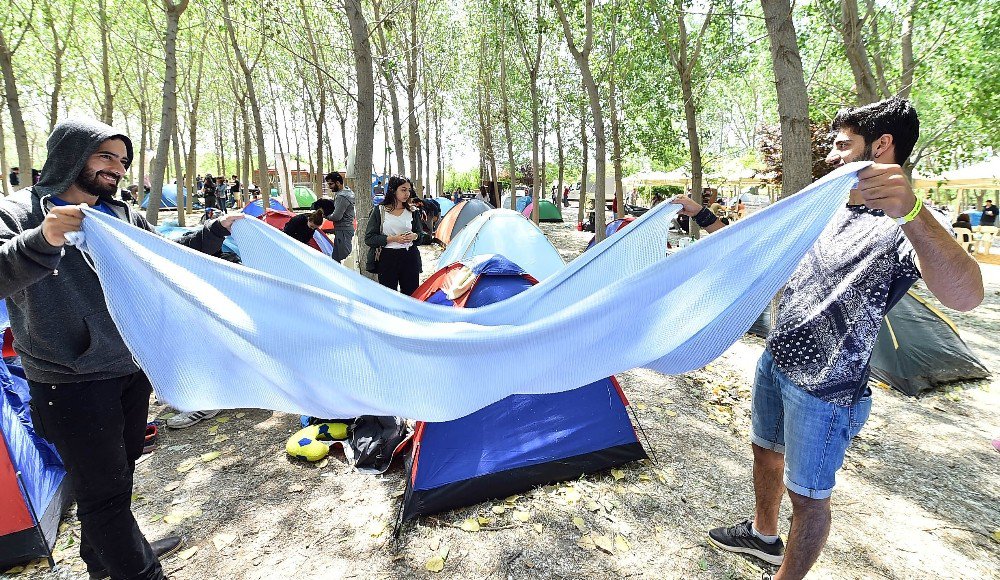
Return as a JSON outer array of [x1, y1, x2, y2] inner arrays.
[[346, 416, 410, 474]]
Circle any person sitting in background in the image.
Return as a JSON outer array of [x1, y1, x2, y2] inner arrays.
[[282, 209, 325, 245], [952, 213, 973, 231]]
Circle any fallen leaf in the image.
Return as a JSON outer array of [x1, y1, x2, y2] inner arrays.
[[586, 501, 601, 512], [532, 523, 543, 533], [149, 514, 163, 522], [235, 412, 247, 418], [491, 505, 506, 515], [212, 533, 236, 550], [698, 558, 708, 570], [216, 416, 229, 423], [572, 517, 587, 532], [368, 521, 387, 537], [207, 425, 219, 435], [177, 547, 199, 560], [477, 517, 492, 526], [201, 451, 221, 462], [665, 409, 678, 417], [287, 484, 304, 493], [163, 481, 181, 492], [176, 459, 197, 473], [576, 534, 596, 551], [429, 536, 441, 551], [504, 494, 521, 504], [615, 535, 630, 552], [162, 514, 184, 525], [638, 474, 651, 482], [316, 458, 329, 469], [438, 546, 450, 560], [611, 469, 625, 481], [662, 398, 674, 405], [390, 489, 405, 498], [460, 518, 480, 532], [4, 566, 25, 574], [635, 403, 647, 410], [593, 534, 614, 554], [425, 555, 445, 572], [562, 488, 582, 504], [992, 529, 1000, 543], [512, 511, 530, 522], [212, 435, 230, 444]]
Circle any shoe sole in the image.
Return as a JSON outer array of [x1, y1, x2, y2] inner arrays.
[[707, 535, 784, 565]]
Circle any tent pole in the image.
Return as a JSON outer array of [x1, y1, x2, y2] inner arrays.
[[627, 406, 659, 464]]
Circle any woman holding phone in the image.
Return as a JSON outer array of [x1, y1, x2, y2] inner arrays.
[[364, 175, 428, 295]]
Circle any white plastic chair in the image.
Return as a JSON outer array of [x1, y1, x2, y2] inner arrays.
[[953, 228, 975, 253]]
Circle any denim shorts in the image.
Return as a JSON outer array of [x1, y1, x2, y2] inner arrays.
[[750, 349, 871, 499]]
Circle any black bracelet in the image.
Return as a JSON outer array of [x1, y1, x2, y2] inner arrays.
[[693, 207, 718, 228]]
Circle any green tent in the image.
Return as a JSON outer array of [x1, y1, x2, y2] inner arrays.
[[293, 186, 318, 209], [522, 200, 564, 222]]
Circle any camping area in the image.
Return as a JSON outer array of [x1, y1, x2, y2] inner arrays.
[[2, 0, 1000, 579]]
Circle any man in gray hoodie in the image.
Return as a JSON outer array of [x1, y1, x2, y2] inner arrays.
[[0, 118, 242, 580], [313, 171, 355, 263]]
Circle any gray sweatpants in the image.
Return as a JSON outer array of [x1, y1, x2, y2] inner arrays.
[[333, 229, 354, 263]]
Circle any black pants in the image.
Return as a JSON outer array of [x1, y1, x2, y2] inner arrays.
[[29, 372, 163, 580], [377, 246, 421, 296]]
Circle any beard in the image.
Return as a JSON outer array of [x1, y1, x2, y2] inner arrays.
[[76, 167, 120, 198]]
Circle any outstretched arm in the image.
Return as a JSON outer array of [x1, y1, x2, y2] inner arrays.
[[669, 196, 725, 233]]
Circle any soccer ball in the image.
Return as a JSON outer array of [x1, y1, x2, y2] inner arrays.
[[285, 422, 349, 462]]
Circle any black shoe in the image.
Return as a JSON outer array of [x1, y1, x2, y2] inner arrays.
[[707, 518, 784, 565], [89, 536, 185, 579]]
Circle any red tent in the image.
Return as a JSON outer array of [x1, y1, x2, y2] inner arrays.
[[260, 209, 336, 257]]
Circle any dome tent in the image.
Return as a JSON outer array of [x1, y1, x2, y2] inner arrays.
[[434, 198, 493, 246], [399, 255, 647, 524], [437, 209, 564, 281]]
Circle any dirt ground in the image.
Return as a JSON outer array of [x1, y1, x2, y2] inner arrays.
[[6, 205, 999, 580]]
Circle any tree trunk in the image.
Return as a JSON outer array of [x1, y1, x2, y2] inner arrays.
[[0, 98, 10, 196], [184, 48, 204, 214], [578, 93, 588, 225], [372, 0, 405, 177], [839, 0, 880, 104], [555, 104, 564, 210], [223, 1, 269, 198], [0, 30, 32, 190], [761, 0, 812, 198], [99, 0, 114, 124], [553, 0, 606, 240], [499, 10, 517, 209], [146, 0, 189, 224], [172, 128, 185, 226], [346, 0, 376, 276], [898, 0, 917, 99], [241, 105, 251, 196], [609, 9, 625, 220]]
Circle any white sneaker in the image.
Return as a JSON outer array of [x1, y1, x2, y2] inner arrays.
[[166, 410, 221, 429]]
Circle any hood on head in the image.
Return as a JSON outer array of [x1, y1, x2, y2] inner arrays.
[[33, 118, 134, 199]]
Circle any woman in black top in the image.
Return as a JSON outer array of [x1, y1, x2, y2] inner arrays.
[[283, 209, 325, 244], [364, 175, 429, 295], [202, 173, 217, 212]]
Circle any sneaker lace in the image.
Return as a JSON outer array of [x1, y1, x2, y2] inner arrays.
[[730, 518, 754, 538]]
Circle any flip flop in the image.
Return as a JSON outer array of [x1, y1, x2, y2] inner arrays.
[[143, 423, 159, 454]]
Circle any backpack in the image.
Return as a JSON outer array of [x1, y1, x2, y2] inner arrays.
[[345, 415, 411, 474]]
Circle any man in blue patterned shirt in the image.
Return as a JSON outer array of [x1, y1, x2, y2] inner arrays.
[[673, 97, 983, 579]]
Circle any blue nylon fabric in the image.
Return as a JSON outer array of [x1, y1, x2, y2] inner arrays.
[[1, 358, 66, 525], [72, 163, 867, 421]]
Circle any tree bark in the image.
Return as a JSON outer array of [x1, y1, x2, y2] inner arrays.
[[0, 97, 10, 197], [346, 0, 376, 276], [405, 0, 420, 180], [554, 0, 606, 240], [99, 0, 114, 124], [0, 29, 32, 190], [499, 13, 517, 210], [578, 94, 589, 226], [513, 0, 543, 224], [761, 0, 812, 198], [608, 11, 624, 219], [223, 0, 269, 199], [171, 127, 185, 226], [898, 0, 917, 99], [555, 104, 564, 210], [146, 0, 189, 224], [839, 0, 880, 104]]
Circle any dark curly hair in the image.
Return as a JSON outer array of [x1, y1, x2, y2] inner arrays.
[[831, 97, 919, 165], [381, 175, 414, 208]]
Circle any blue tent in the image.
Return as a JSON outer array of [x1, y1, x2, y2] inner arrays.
[[433, 197, 455, 217], [241, 198, 288, 218], [141, 184, 189, 209], [401, 256, 646, 522], [0, 304, 70, 568], [438, 209, 564, 281]]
